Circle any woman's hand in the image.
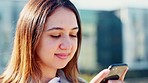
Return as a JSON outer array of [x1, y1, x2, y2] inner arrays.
[[89, 69, 110, 83], [89, 68, 128, 83]]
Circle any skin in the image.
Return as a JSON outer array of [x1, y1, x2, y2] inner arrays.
[[90, 68, 128, 83], [35, 6, 128, 83], [35, 7, 78, 83]]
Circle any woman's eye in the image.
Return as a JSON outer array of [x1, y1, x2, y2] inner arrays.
[[50, 35, 61, 38], [70, 34, 77, 38]]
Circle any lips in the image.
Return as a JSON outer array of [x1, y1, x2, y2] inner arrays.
[[55, 53, 69, 59]]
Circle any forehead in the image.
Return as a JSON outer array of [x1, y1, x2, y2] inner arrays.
[[45, 7, 78, 30]]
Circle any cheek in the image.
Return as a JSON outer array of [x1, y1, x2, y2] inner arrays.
[[36, 38, 58, 57], [72, 39, 78, 53]]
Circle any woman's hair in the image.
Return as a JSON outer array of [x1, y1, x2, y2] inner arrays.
[[0, 0, 82, 83]]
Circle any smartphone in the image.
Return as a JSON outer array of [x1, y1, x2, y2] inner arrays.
[[100, 63, 128, 83]]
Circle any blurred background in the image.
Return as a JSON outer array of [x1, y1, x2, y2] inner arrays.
[[0, 0, 148, 82]]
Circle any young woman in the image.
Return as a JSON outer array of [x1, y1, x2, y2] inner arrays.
[[0, 0, 127, 83]]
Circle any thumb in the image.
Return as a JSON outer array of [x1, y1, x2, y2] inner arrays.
[[90, 69, 110, 83]]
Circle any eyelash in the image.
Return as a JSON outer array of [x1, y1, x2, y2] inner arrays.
[[50, 35, 61, 38], [70, 35, 77, 38], [50, 34, 77, 38]]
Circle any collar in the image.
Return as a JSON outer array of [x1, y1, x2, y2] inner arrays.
[[57, 70, 71, 83]]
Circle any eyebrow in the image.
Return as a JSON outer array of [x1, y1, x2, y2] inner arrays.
[[46, 27, 79, 31]]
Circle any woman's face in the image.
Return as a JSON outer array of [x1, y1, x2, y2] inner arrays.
[[36, 7, 78, 70]]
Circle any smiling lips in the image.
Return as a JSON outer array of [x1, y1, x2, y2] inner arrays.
[[55, 53, 69, 59]]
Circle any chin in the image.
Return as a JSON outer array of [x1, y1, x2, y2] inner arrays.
[[56, 63, 68, 69]]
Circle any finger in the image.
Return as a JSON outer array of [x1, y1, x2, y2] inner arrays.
[[108, 80, 124, 83], [90, 69, 110, 83], [120, 67, 128, 80]]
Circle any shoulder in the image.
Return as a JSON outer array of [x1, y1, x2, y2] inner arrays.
[[78, 77, 88, 83], [57, 70, 88, 83]]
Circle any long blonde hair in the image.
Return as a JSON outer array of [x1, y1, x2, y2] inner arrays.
[[0, 0, 82, 83]]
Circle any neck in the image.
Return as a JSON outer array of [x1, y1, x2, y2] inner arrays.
[[40, 66, 57, 83]]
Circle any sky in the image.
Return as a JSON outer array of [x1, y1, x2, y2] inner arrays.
[[71, 0, 148, 11]]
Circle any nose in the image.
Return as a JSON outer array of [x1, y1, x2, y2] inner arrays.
[[59, 36, 72, 50]]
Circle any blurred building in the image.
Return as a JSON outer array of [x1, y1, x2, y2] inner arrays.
[[96, 11, 123, 68], [72, 0, 148, 78]]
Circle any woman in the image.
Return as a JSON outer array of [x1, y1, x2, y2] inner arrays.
[[0, 0, 127, 83]]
